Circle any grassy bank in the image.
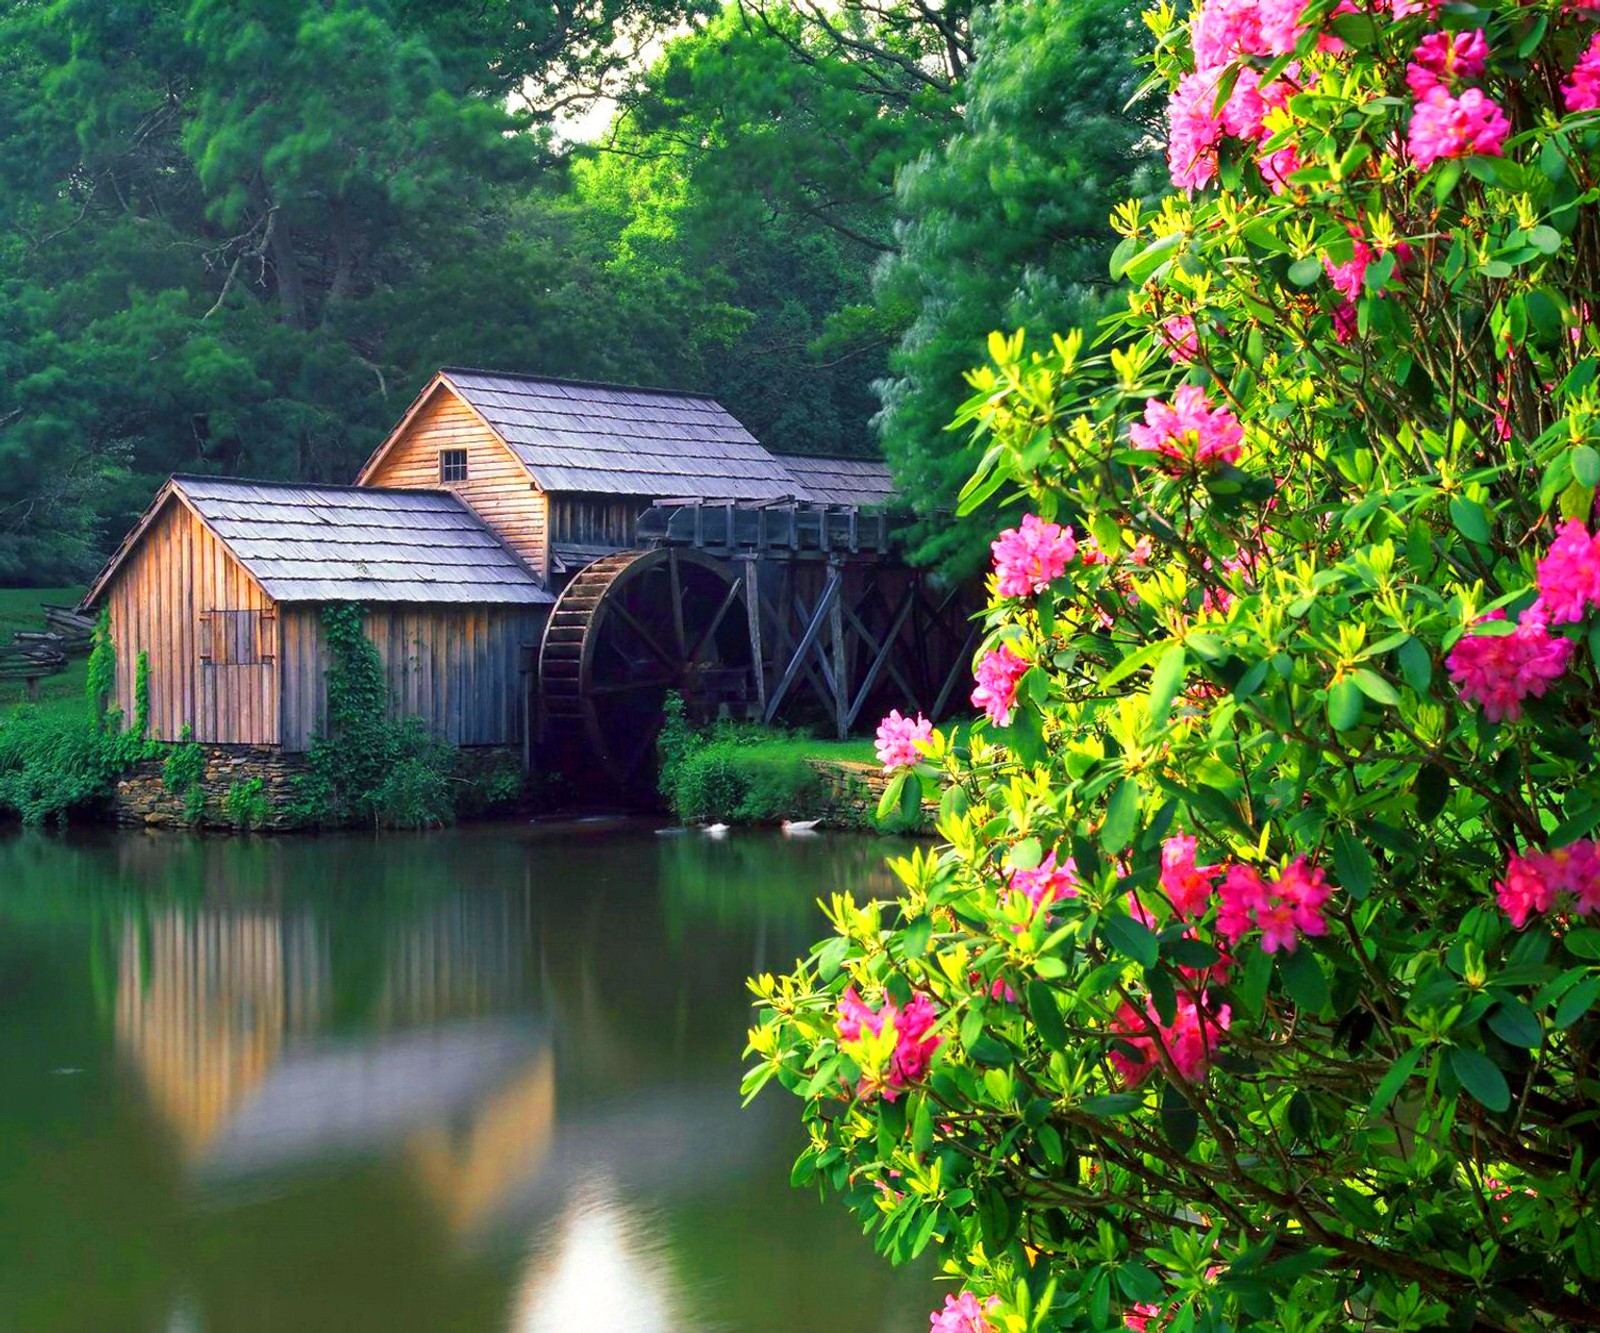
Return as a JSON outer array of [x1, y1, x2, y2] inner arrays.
[[0, 587, 88, 709], [655, 698, 937, 833]]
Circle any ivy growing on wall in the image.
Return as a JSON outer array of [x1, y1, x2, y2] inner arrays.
[[289, 603, 465, 830]]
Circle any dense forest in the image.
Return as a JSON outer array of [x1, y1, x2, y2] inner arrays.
[[0, 0, 1159, 582]]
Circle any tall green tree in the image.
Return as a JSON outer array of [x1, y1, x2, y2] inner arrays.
[[0, 0, 693, 582], [874, 0, 1161, 572]]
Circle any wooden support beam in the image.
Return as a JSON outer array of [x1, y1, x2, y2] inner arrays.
[[842, 581, 921, 712], [685, 577, 745, 666], [843, 580, 918, 729], [744, 557, 766, 717], [828, 559, 847, 739], [932, 621, 981, 719], [764, 566, 841, 723]]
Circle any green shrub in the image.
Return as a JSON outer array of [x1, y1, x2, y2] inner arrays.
[[222, 776, 268, 830], [657, 695, 828, 823], [0, 704, 151, 825], [161, 726, 207, 823]]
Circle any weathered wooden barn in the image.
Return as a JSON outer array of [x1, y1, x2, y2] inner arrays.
[[83, 369, 908, 786], [354, 368, 882, 585], [82, 476, 552, 749]]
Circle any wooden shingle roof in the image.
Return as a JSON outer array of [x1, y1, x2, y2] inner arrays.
[[84, 476, 553, 608], [773, 455, 896, 507], [438, 368, 803, 500]]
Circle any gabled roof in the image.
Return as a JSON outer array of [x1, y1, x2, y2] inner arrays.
[[84, 476, 554, 608], [438, 368, 803, 500], [773, 454, 896, 507]]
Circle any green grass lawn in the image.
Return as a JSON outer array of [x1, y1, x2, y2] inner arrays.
[[0, 587, 89, 710]]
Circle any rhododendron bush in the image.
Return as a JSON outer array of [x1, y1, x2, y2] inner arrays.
[[743, 0, 1600, 1326]]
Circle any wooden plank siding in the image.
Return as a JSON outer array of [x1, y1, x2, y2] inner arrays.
[[104, 500, 280, 744], [278, 604, 545, 752], [549, 496, 651, 549], [363, 388, 550, 579]]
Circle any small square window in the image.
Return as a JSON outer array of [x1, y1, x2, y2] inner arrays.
[[440, 449, 469, 484]]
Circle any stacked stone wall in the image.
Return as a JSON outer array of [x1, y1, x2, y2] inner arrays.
[[804, 759, 937, 832], [114, 745, 306, 830]]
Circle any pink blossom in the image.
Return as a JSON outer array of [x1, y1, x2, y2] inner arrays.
[[1190, 0, 1302, 72], [1324, 230, 1374, 302], [992, 513, 1078, 597], [1217, 864, 1269, 943], [875, 709, 933, 772], [1406, 29, 1489, 97], [1110, 993, 1231, 1086], [1565, 33, 1600, 113], [1536, 519, 1600, 623], [1276, 855, 1332, 937], [972, 644, 1030, 727], [930, 1292, 1000, 1333], [1167, 72, 1223, 191], [1129, 385, 1244, 469], [1160, 835, 1221, 917], [1159, 315, 1200, 363], [1125, 1303, 1166, 1333], [1408, 86, 1509, 169], [1332, 300, 1359, 344], [1446, 608, 1574, 722], [1009, 849, 1081, 913], [835, 987, 942, 1101], [1390, 0, 1442, 17], [1495, 839, 1600, 926], [1496, 852, 1558, 928], [1258, 140, 1302, 193]]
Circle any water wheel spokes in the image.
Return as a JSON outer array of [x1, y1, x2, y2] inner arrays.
[[539, 548, 755, 793]]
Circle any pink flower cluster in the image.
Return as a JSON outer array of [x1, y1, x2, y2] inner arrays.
[[1152, 838, 1334, 952], [1406, 29, 1488, 97], [1129, 386, 1244, 470], [1217, 857, 1332, 953], [1166, 0, 1305, 190], [835, 987, 942, 1101], [1109, 992, 1232, 1086], [972, 644, 1029, 726], [1160, 835, 1221, 917], [875, 709, 933, 772], [1159, 315, 1200, 363], [1125, 1304, 1165, 1333], [1009, 848, 1081, 914], [1565, 33, 1600, 113], [1446, 606, 1573, 723], [991, 513, 1078, 597], [1536, 519, 1600, 622], [1496, 840, 1600, 928], [930, 1292, 1000, 1333], [1407, 34, 1508, 173]]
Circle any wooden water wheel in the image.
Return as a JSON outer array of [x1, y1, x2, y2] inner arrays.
[[538, 548, 754, 791]]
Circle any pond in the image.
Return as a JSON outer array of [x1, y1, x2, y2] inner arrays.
[[0, 823, 936, 1332]]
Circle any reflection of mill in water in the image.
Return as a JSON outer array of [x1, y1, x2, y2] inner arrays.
[[115, 896, 554, 1237]]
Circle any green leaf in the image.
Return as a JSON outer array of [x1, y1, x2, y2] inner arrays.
[[876, 771, 907, 823], [1280, 947, 1329, 1014], [1147, 644, 1188, 724], [1117, 1263, 1165, 1304], [1368, 1047, 1424, 1119], [1235, 944, 1274, 1018], [967, 1035, 1014, 1066], [912, 1097, 934, 1158], [959, 1005, 985, 1052], [1530, 223, 1562, 256], [1397, 636, 1433, 693], [1327, 678, 1364, 731], [1101, 780, 1140, 853], [1351, 668, 1400, 705], [1082, 1093, 1141, 1116], [900, 915, 933, 957], [1554, 973, 1600, 1028], [1160, 1080, 1199, 1154], [1027, 980, 1070, 1053], [1487, 999, 1542, 1048], [1288, 254, 1323, 287], [1565, 928, 1600, 961], [1101, 909, 1159, 967], [1010, 836, 1043, 871], [1450, 1047, 1511, 1112], [1331, 828, 1374, 901], [1575, 444, 1600, 488], [1449, 496, 1492, 545], [1123, 231, 1185, 284]]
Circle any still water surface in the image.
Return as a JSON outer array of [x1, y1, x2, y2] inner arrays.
[[0, 823, 934, 1333]]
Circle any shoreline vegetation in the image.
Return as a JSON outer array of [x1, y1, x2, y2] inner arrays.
[[655, 693, 936, 834]]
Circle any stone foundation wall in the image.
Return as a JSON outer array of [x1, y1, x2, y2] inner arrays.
[[114, 744, 307, 830], [805, 759, 937, 832], [113, 743, 524, 830]]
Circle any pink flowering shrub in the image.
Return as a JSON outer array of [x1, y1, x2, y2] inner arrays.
[[747, 0, 1600, 1323], [991, 514, 1078, 598], [875, 709, 934, 773]]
